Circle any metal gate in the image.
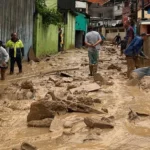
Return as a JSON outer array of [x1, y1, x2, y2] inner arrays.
[[0, 0, 35, 58]]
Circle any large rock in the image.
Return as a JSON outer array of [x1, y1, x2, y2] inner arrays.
[[27, 100, 67, 122], [27, 118, 53, 128], [84, 117, 114, 129]]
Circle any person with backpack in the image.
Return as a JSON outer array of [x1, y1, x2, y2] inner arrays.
[[0, 41, 9, 80], [124, 33, 149, 78]]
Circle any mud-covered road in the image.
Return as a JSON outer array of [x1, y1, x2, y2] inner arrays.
[[0, 43, 150, 150]]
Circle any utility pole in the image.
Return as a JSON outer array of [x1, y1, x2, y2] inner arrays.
[[141, 0, 146, 20]]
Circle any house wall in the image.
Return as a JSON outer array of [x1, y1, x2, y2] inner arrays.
[[105, 27, 125, 40], [64, 12, 75, 49], [75, 13, 88, 32], [0, 0, 35, 59], [34, 0, 58, 57]]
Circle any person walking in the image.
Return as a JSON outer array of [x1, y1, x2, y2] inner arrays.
[[0, 41, 9, 80], [114, 33, 121, 47], [85, 26, 102, 76], [124, 33, 149, 78], [6, 33, 24, 74]]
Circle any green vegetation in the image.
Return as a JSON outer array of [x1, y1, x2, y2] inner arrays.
[[36, 0, 62, 26]]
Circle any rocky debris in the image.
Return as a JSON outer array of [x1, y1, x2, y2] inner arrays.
[[84, 117, 114, 129], [63, 117, 84, 128], [60, 72, 72, 77], [28, 118, 53, 128], [93, 98, 101, 103], [63, 100, 104, 114], [101, 108, 108, 113], [94, 73, 105, 83], [76, 96, 93, 106], [67, 95, 73, 100], [12, 142, 37, 150], [70, 83, 100, 94], [104, 46, 116, 54], [128, 109, 139, 121], [17, 89, 34, 100], [140, 76, 150, 91], [21, 142, 37, 150], [21, 81, 34, 90], [67, 84, 77, 90], [27, 100, 67, 122], [107, 64, 121, 71]]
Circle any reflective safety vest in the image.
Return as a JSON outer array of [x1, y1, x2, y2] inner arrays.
[[6, 39, 24, 58]]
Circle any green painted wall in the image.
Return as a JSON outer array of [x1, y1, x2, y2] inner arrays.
[[64, 12, 75, 49], [75, 12, 88, 32], [34, 0, 58, 57]]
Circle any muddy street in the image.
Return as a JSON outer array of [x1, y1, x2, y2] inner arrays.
[[0, 44, 150, 150]]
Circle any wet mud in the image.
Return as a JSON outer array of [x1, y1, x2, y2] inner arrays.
[[0, 44, 150, 150]]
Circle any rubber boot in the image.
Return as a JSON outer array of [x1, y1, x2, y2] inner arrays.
[[89, 65, 93, 76], [93, 64, 98, 75], [1, 68, 6, 80]]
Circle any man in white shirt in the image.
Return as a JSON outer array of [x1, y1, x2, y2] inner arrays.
[[85, 26, 102, 76]]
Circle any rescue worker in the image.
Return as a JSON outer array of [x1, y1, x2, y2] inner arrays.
[[124, 33, 149, 78], [85, 26, 102, 76], [6, 33, 24, 74], [0, 41, 9, 80]]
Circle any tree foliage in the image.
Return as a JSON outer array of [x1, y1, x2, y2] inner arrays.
[[36, 0, 62, 26]]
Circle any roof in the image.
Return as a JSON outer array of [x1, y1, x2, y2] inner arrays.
[[87, 0, 110, 5]]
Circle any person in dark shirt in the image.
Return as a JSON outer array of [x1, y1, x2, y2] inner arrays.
[[124, 33, 149, 78], [114, 33, 121, 47], [124, 20, 134, 47]]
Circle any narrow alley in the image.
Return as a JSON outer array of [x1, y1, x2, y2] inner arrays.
[[0, 44, 150, 150]]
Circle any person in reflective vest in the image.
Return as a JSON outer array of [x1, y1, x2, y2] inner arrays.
[[6, 33, 24, 74]]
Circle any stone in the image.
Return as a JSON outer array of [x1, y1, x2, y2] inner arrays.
[[21, 142, 37, 150], [94, 73, 105, 84], [67, 95, 73, 100], [21, 81, 33, 90], [107, 64, 121, 71], [67, 84, 77, 90], [27, 100, 67, 122], [93, 98, 101, 103], [84, 117, 114, 129], [101, 108, 108, 113], [63, 121, 74, 128], [28, 118, 53, 128], [26, 91, 33, 99], [70, 83, 100, 94]]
